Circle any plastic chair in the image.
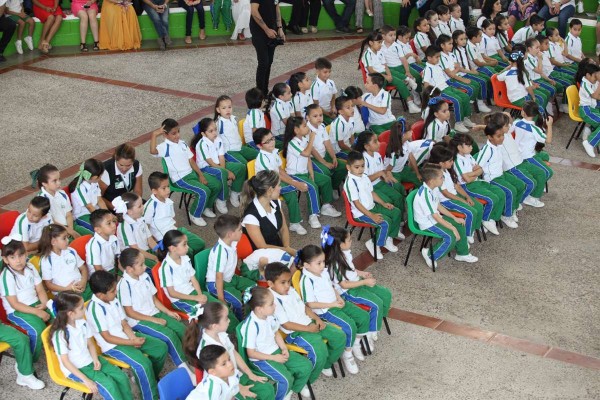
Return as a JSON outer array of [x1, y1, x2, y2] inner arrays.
[[158, 367, 195, 400], [236, 233, 254, 260], [161, 159, 192, 226], [0, 210, 19, 249], [565, 85, 586, 149], [409, 39, 418, 55], [238, 118, 246, 145], [193, 249, 211, 292], [341, 191, 378, 262], [491, 74, 522, 117], [151, 262, 189, 320], [411, 120, 425, 141], [69, 235, 92, 261], [0, 341, 11, 366], [378, 130, 391, 145], [194, 367, 203, 385], [247, 159, 256, 179], [404, 190, 442, 272]]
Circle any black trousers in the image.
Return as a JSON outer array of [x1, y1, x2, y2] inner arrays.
[[300, 0, 321, 26], [0, 15, 16, 55], [251, 31, 277, 96], [280, 0, 303, 27]]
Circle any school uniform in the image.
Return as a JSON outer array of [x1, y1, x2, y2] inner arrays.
[[425, 118, 452, 142], [300, 268, 369, 348], [541, 50, 573, 90], [362, 47, 410, 99], [0, 264, 46, 362], [255, 149, 302, 224], [440, 50, 486, 101], [158, 253, 199, 312], [548, 41, 577, 75], [52, 320, 132, 400], [500, 131, 543, 199], [481, 33, 508, 67], [363, 150, 405, 213], [423, 61, 471, 123], [382, 40, 423, 91], [308, 121, 347, 191], [413, 183, 469, 260], [39, 187, 90, 236], [511, 26, 535, 45], [564, 33, 582, 65], [437, 170, 484, 238], [196, 136, 245, 203], [0, 322, 35, 377], [117, 214, 155, 269], [271, 287, 345, 384], [117, 271, 187, 366], [450, 16, 465, 32], [496, 67, 549, 111], [270, 98, 293, 137], [310, 77, 337, 124], [466, 40, 501, 77], [578, 77, 600, 148], [85, 232, 120, 274], [10, 212, 52, 245], [383, 142, 422, 188], [241, 248, 293, 281], [453, 45, 493, 91], [41, 248, 92, 301], [497, 31, 510, 51], [525, 54, 557, 98], [217, 115, 259, 165], [239, 311, 312, 400], [352, 105, 366, 134], [291, 90, 313, 118], [243, 108, 266, 148], [344, 172, 402, 247], [438, 21, 452, 36], [71, 181, 101, 230], [206, 238, 255, 320], [86, 295, 167, 400], [398, 39, 425, 80], [187, 372, 241, 400], [513, 119, 555, 180], [361, 88, 395, 134], [413, 31, 430, 61], [477, 141, 526, 217], [330, 249, 392, 333], [154, 138, 220, 218], [329, 115, 354, 158]]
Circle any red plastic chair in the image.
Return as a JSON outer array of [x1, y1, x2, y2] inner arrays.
[[69, 234, 92, 261], [265, 113, 272, 130], [236, 233, 253, 261], [151, 262, 189, 321], [358, 61, 402, 103], [409, 39, 418, 55], [378, 130, 391, 145], [194, 368, 204, 385], [341, 191, 379, 262], [0, 300, 27, 335], [507, 25, 514, 41], [411, 120, 425, 140], [0, 211, 20, 250]]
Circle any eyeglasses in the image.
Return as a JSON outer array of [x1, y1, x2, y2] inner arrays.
[[261, 137, 275, 145]]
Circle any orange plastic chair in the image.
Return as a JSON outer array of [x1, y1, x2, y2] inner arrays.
[[69, 234, 92, 261], [0, 210, 19, 249], [411, 120, 425, 140], [151, 262, 189, 321], [378, 130, 391, 144], [341, 191, 379, 262], [491, 74, 521, 116], [236, 233, 254, 260]]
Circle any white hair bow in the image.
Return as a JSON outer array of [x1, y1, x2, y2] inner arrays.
[[188, 304, 205, 321], [1, 233, 23, 246], [112, 196, 129, 215]]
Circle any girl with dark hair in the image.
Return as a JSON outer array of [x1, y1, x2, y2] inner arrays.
[[69, 158, 107, 232]]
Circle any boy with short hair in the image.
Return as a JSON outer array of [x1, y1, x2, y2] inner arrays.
[[143, 171, 205, 258], [466, 27, 503, 77], [511, 14, 545, 45], [449, 4, 465, 32], [186, 345, 245, 400], [396, 26, 425, 80], [86, 270, 168, 400], [85, 209, 120, 275], [329, 96, 355, 159], [564, 19, 583, 65], [357, 72, 396, 135], [11, 196, 52, 253], [311, 57, 337, 124], [206, 215, 256, 320]]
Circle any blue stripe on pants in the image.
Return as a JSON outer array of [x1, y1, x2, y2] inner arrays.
[[441, 92, 462, 122], [341, 292, 379, 332], [280, 184, 297, 195], [132, 324, 184, 366], [75, 217, 93, 232], [285, 334, 318, 368], [424, 225, 453, 261], [318, 311, 354, 348], [173, 178, 207, 217], [311, 160, 326, 174], [448, 80, 474, 97], [105, 348, 153, 400], [536, 80, 556, 97], [253, 360, 290, 400], [525, 158, 552, 180], [465, 73, 488, 99], [441, 200, 475, 237], [171, 300, 194, 314], [461, 184, 493, 221], [224, 153, 242, 163], [206, 282, 244, 320], [580, 106, 600, 146], [356, 214, 388, 247], [490, 180, 514, 217], [410, 63, 423, 72], [336, 152, 348, 160], [68, 374, 115, 400], [7, 313, 37, 355], [202, 166, 226, 201], [290, 175, 320, 215], [508, 167, 534, 201]]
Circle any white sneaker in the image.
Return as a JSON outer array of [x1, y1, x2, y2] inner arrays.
[[408, 101, 421, 114], [546, 102, 554, 116], [481, 220, 499, 235], [383, 237, 398, 253], [366, 332, 376, 350], [321, 204, 342, 217], [371, 332, 378, 341], [523, 196, 544, 208], [454, 253, 479, 263], [559, 103, 569, 114], [230, 191, 240, 207], [308, 214, 321, 229], [517, 204, 523, 211], [396, 230, 406, 240], [582, 126, 591, 140], [332, 190, 340, 200], [342, 351, 359, 374], [511, 213, 518, 223], [321, 368, 333, 377], [421, 247, 436, 269], [215, 199, 228, 214], [365, 239, 383, 260], [15, 40, 23, 55], [24, 36, 34, 51], [454, 121, 469, 133], [406, 77, 418, 90], [16, 372, 45, 390], [300, 385, 311, 398], [467, 235, 475, 244], [582, 140, 597, 158], [412, 90, 422, 106], [190, 215, 207, 227], [283, 392, 294, 400], [289, 223, 307, 235], [352, 340, 365, 361], [463, 117, 475, 128], [477, 100, 491, 112], [203, 208, 216, 218], [501, 216, 518, 228], [309, 25, 318, 33]]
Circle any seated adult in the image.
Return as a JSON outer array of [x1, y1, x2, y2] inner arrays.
[[99, 143, 143, 209], [241, 170, 296, 256], [98, 0, 141, 50], [507, 0, 539, 27], [32, 0, 64, 53], [536, 0, 575, 37], [0, 0, 16, 62], [477, 0, 502, 28], [142, 0, 170, 50], [321, 0, 355, 33]]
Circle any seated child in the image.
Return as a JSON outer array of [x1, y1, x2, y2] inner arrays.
[[242, 87, 267, 148], [242, 247, 293, 282], [494, 15, 512, 53], [563, 19, 583, 67], [310, 57, 338, 125], [423, 96, 454, 141], [0, 321, 44, 390], [69, 159, 107, 232], [290, 72, 313, 118], [85, 209, 120, 275], [546, 27, 577, 75], [524, 37, 558, 111], [343, 86, 366, 134], [436, 5, 452, 36], [50, 291, 132, 399], [465, 26, 503, 77], [6, 0, 35, 54], [511, 14, 544, 45], [329, 96, 356, 159], [86, 270, 168, 400], [452, 29, 493, 94], [269, 82, 293, 138], [214, 94, 259, 164], [576, 63, 600, 158], [395, 26, 425, 81], [538, 34, 574, 110], [413, 17, 432, 61], [357, 72, 396, 134], [10, 196, 52, 253], [449, 3, 465, 32], [383, 121, 428, 187], [381, 25, 422, 97], [480, 19, 509, 67]]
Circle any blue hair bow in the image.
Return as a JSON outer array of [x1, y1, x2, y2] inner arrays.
[[153, 241, 164, 252], [509, 51, 524, 61], [293, 249, 303, 267], [396, 116, 407, 133], [320, 225, 334, 248], [428, 96, 444, 107]]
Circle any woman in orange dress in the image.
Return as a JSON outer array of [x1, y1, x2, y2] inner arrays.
[[99, 0, 141, 50], [32, 0, 64, 53]]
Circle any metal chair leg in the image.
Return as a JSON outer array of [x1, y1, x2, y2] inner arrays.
[[404, 235, 417, 266], [183, 194, 192, 225], [430, 242, 436, 272], [566, 122, 584, 149], [370, 228, 378, 262], [60, 387, 71, 400], [476, 228, 481, 243], [308, 382, 316, 400], [481, 227, 487, 242], [337, 359, 346, 378], [331, 363, 338, 378], [357, 227, 365, 241], [383, 317, 391, 335]]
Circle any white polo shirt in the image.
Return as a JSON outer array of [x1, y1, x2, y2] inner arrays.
[[361, 47, 386, 73], [438, 170, 458, 202], [72, 181, 101, 219], [270, 98, 292, 137], [38, 187, 72, 226], [285, 136, 310, 175], [541, 51, 554, 76], [579, 77, 598, 108], [414, 32, 431, 60], [159, 254, 196, 302], [143, 195, 176, 241], [243, 109, 266, 144], [408, 140, 434, 165], [307, 121, 329, 158], [398, 40, 417, 64], [476, 141, 503, 182], [271, 287, 312, 334], [41, 248, 84, 294], [187, 371, 240, 400], [310, 78, 337, 112], [511, 26, 534, 44], [423, 62, 449, 91], [330, 250, 360, 294], [363, 150, 386, 185], [239, 311, 280, 359], [344, 173, 375, 218], [564, 33, 582, 64], [86, 232, 120, 274], [382, 41, 404, 68], [440, 51, 463, 76], [117, 271, 159, 326], [118, 214, 152, 252], [243, 248, 292, 271], [362, 89, 395, 126], [292, 91, 313, 118], [154, 139, 194, 182], [454, 153, 478, 184], [481, 33, 501, 57], [299, 269, 337, 314], [86, 295, 128, 353], [100, 161, 143, 192], [500, 131, 524, 170], [513, 119, 548, 159], [466, 41, 484, 70], [195, 136, 225, 170], [216, 116, 242, 152], [525, 55, 541, 81], [10, 212, 52, 243], [496, 67, 530, 103], [0, 264, 41, 313], [196, 331, 238, 371], [438, 21, 452, 36], [384, 142, 410, 173], [453, 46, 471, 70], [413, 183, 440, 230], [329, 115, 354, 154], [52, 319, 95, 377], [548, 41, 566, 64], [497, 32, 509, 49], [425, 119, 450, 141], [352, 106, 366, 133], [450, 17, 465, 32], [207, 239, 237, 283], [255, 149, 283, 173]]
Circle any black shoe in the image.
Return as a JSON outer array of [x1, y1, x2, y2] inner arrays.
[[0, 55, 6, 63], [335, 26, 349, 33], [290, 25, 302, 35]]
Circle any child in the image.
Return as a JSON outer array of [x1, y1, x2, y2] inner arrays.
[[449, 3, 465, 33], [329, 96, 355, 159], [466, 26, 503, 77], [357, 72, 396, 134], [383, 121, 427, 187], [563, 19, 583, 66], [524, 37, 558, 101], [290, 72, 313, 118], [86, 270, 168, 400], [187, 345, 245, 400], [298, 245, 369, 367], [413, 164, 478, 269], [243, 87, 267, 147], [306, 104, 348, 193], [85, 209, 119, 274], [254, 128, 308, 235], [113, 192, 158, 270], [395, 26, 425, 81], [343, 86, 366, 134], [425, 10, 440, 41], [69, 159, 107, 232], [215, 95, 259, 165], [282, 117, 342, 229], [511, 14, 545, 45], [50, 291, 132, 399], [494, 14, 511, 53], [239, 286, 313, 400], [311, 57, 338, 124], [381, 25, 422, 98], [40, 224, 92, 301], [143, 172, 205, 258], [0, 322, 44, 389], [480, 19, 509, 67], [6, 0, 34, 54], [428, 144, 484, 244], [423, 96, 454, 142], [423, 45, 474, 133], [37, 163, 87, 237], [266, 261, 347, 379], [0, 236, 50, 364], [452, 29, 493, 94], [10, 196, 52, 253], [183, 302, 274, 399], [192, 117, 246, 214], [360, 29, 421, 114], [206, 215, 256, 321], [117, 248, 188, 368], [414, 17, 431, 61], [547, 27, 577, 75], [242, 248, 293, 282], [268, 82, 293, 139], [344, 151, 403, 259], [538, 34, 574, 102], [436, 5, 452, 36], [150, 118, 219, 227]]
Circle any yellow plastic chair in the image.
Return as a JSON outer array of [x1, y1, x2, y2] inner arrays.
[[326, 125, 331, 134], [566, 85, 586, 149], [238, 118, 246, 145], [0, 341, 11, 366], [247, 159, 256, 179], [279, 151, 287, 170], [291, 270, 302, 297]]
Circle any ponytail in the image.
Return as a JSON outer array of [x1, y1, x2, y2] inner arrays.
[[182, 302, 228, 368]]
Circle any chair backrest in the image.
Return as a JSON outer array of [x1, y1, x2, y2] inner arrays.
[[236, 233, 253, 260], [291, 269, 302, 297], [158, 367, 195, 400], [238, 118, 246, 145], [409, 39, 418, 54], [235, 321, 254, 369], [341, 191, 371, 229], [193, 249, 211, 292], [358, 60, 368, 84], [69, 234, 92, 261], [378, 130, 391, 145], [405, 189, 421, 235], [62, 186, 72, 202], [265, 113, 272, 130], [378, 141, 387, 159], [490, 74, 515, 109], [565, 85, 582, 121], [326, 125, 331, 134], [247, 159, 256, 179], [0, 210, 20, 249], [411, 120, 425, 141], [279, 151, 287, 170], [194, 368, 204, 385]]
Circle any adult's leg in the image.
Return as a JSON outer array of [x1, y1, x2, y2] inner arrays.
[[355, 0, 365, 28], [144, 4, 166, 37], [88, 9, 99, 42], [179, 0, 193, 36], [557, 6, 575, 38], [340, 0, 357, 28], [252, 34, 270, 95], [78, 11, 89, 43], [399, 0, 416, 26], [321, 0, 342, 28]]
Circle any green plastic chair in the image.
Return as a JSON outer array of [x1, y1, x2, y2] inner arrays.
[[404, 189, 442, 272], [193, 249, 211, 292], [161, 158, 193, 226]]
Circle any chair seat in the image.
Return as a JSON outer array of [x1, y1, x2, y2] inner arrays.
[[402, 182, 415, 192], [0, 342, 11, 353]]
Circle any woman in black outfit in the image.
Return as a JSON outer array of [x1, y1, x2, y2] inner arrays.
[[250, 0, 285, 96], [99, 143, 144, 209]]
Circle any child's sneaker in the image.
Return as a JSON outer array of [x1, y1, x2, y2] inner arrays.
[[454, 121, 469, 133], [16, 371, 45, 390], [545, 102, 554, 116], [321, 368, 333, 377], [596, 43, 600, 56], [300, 385, 311, 397], [215, 199, 228, 214], [366, 332, 376, 350], [421, 247, 436, 269], [511, 213, 518, 223], [190, 214, 207, 227], [289, 223, 307, 235], [365, 239, 383, 260], [481, 220, 499, 235], [405, 77, 418, 90], [501, 216, 518, 228], [342, 351, 359, 374], [463, 117, 475, 128], [308, 214, 321, 229], [203, 208, 216, 218], [283, 391, 294, 400], [517, 204, 523, 211], [230, 191, 240, 207], [523, 196, 544, 208], [24, 36, 34, 51], [454, 253, 478, 263], [383, 237, 398, 253], [408, 101, 421, 114], [412, 90, 421, 106], [371, 332, 379, 341], [467, 235, 474, 244], [321, 204, 342, 217], [477, 99, 491, 112], [15, 40, 23, 55], [582, 140, 597, 158], [352, 339, 365, 361], [396, 231, 406, 240], [582, 126, 591, 140]]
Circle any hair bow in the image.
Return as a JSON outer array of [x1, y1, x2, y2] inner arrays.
[[320, 225, 334, 248], [75, 163, 92, 188], [188, 304, 204, 321], [30, 169, 40, 189], [429, 85, 438, 96], [1, 234, 23, 246], [153, 240, 164, 252], [396, 116, 407, 133], [509, 51, 524, 61], [192, 122, 200, 136], [428, 96, 444, 106], [293, 249, 303, 267], [242, 286, 256, 304], [340, 88, 347, 97], [112, 196, 129, 215]]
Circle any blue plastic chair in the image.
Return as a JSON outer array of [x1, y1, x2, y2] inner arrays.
[[157, 368, 195, 400], [360, 105, 370, 127]]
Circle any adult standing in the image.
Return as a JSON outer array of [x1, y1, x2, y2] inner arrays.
[[536, 0, 575, 37], [250, 0, 285, 97], [0, 0, 16, 62], [99, 143, 144, 209], [322, 0, 355, 33]]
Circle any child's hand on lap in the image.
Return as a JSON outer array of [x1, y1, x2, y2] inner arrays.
[[131, 337, 145, 348], [294, 181, 308, 192], [84, 378, 99, 394], [240, 385, 256, 398], [364, 277, 377, 287], [315, 319, 326, 330], [383, 202, 394, 210], [335, 298, 345, 308], [248, 372, 267, 383], [167, 310, 181, 320], [93, 359, 101, 370], [153, 317, 167, 326], [368, 212, 383, 223], [196, 293, 208, 304], [307, 323, 319, 333]]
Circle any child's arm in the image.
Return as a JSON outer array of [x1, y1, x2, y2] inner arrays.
[[96, 196, 107, 210], [149, 126, 165, 155], [563, 45, 582, 63], [444, 65, 471, 84], [367, 169, 386, 182], [372, 191, 395, 211], [4, 295, 50, 321], [324, 139, 338, 167], [281, 320, 320, 333], [99, 322, 144, 347], [497, 48, 509, 63], [544, 116, 553, 144], [437, 204, 465, 226], [65, 211, 81, 239], [278, 167, 308, 192], [123, 305, 169, 326], [339, 278, 376, 290], [300, 131, 316, 157], [407, 153, 423, 181], [166, 283, 207, 305], [400, 55, 412, 77], [455, 184, 475, 206], [311, 148, 331, 167], [35, 282, 49, 307], [189, 159, 209, 185], [355, 97, 387, 115], [329, 94, 337, 117], [307, 156, 315, 181], [481, 54, 498, 66], [338, 139, 352, 152], [439, 188, 464, 203], [59, 353, 99, 394], [153, 296, 182, 320], [215, 272, 226, 303], [246, 346, 288, 363], [432, 208, 461, 239], [351, 199, 384, 224], [129, 245, 158, 263], [22, 240, 39, 253], [305, 299, 339, 310], [234, 351, 268, 383], [534, 56, 554, 83]]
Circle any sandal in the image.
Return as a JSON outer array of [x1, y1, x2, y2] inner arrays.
[[80, 43, 89, 52], [39, 41, 49, 54], [356, 27, 364, 33], [185, 36, 192, 44], [93, 42, 99, 51]]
